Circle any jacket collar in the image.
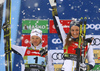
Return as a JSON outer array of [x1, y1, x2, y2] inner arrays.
[[31, 43, 42, 50], [71, 36, 79, 42]]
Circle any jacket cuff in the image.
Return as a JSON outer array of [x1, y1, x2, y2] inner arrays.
[[89, 64, 94, 70]]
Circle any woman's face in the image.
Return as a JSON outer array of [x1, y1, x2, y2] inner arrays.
[[71, 26, 79, 38], [31, 36, 41, 46]]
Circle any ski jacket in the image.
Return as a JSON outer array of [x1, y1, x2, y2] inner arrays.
[[11, 44, 54, 71], [52, 13, 95, 67]]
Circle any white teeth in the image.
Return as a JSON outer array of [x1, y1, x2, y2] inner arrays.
[[74, 33, 76, 35]]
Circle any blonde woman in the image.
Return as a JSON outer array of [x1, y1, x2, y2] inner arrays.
[[12, 29, 54, 71]]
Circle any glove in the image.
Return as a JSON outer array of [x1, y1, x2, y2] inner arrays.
[[80, 63, 94, 71], [85, 37, 94, 43], [80, 63, 87, 71], [49, 0, 57, 7], [39, 46, 48, 56], [87, 64, 94, 70]]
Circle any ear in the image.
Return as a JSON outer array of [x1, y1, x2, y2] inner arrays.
[[40, 39, 42, 43]]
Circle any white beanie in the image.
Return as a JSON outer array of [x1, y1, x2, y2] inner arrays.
[[30, 29, 42, 40]]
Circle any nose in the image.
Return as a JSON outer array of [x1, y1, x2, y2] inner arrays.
[[73, 31, 77, 34]]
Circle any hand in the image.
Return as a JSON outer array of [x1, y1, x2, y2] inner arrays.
[[39, 46, 48, 56], [87, 64, 94, 70], [85, 37, 93, 43], [80, 63, 87, 71], [49, 0, 56, 7], [87, 65, 90, 70]]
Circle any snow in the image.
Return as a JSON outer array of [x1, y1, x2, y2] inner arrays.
[[1, 0, 100, 70]]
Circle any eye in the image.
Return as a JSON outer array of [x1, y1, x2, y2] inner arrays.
[[76, 29, 79, 31], [32, 37, 34, 39], [71, 29, 74, 32], [36, 37, 39, 39]]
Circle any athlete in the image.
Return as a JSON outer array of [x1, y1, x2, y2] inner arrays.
[[49, 0, 95, 71], [12, 28, 54, 71]]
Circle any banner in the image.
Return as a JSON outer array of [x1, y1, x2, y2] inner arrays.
[[54, 64, 62, 71], [86, 49, 100, 63], [86, 24, 100, 35], [86, 35, 100, 48], [49, 20, 71, 33], [1, 0, 99, 71], [22, 20, 48, 33], [48, 34, 63, 50], [22, 35, 48, 47]]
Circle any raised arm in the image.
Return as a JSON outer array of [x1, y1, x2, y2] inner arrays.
[[11, 45, 27, 57], [49, 0, 67, 45]]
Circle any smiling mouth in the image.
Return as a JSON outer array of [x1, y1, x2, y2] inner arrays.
[[33, 42, 38, 44], [73, 34, 77, 36], [74, 34, 78, 36], [72, 34, 78, 38]]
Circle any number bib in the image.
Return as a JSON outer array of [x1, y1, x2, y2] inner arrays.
[[24, 56, 46, 66], [23, 48, 46, 67]]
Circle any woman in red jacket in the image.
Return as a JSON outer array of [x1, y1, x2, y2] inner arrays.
[[49, 0, 95, 71]]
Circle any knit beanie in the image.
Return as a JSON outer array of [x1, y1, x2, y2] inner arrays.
[[70, 20, 80, 28], [30, 29, 42, 40]]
